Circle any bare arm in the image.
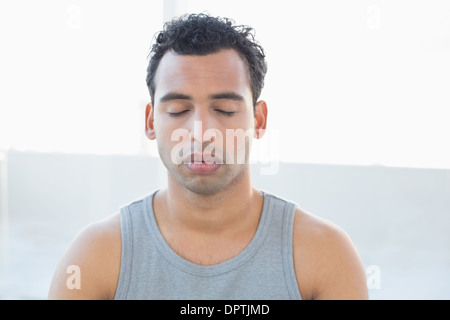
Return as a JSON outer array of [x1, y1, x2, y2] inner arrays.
[[47, 213, 121, 300], [293, 209, 369, 300]]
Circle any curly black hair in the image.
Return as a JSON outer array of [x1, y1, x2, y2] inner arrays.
[[146, 13, 267, 107]]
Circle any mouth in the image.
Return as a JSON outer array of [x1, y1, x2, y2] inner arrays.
[[183, 153, 222, 174]]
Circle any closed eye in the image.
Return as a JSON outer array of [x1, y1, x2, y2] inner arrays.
[[168, 110, 189, 118], [215, 110, 236, 117]]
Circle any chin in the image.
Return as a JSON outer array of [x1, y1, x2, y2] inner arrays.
[[182, 179, 228, 195], [163, 156, 249, 195]]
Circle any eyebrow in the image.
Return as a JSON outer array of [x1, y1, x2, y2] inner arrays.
[[209, 92, 244, 101], [159, 93, 191, 103], [159, 92, 245, 103]]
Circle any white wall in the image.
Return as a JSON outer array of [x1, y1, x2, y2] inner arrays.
[[1, 150, 449, 299], [252, 162, 450, 299], [0, 154, 9, 289]]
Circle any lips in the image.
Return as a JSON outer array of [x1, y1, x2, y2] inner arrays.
[[183, 153, 222, 174], [185, 161, 221, 174]]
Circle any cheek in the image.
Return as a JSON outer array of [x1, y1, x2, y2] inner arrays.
[[154, 126, 176, 157], [154, 116, 177, 141], [239, 113, 257, 132], [222, 128, 254, 164], [155, 124, 191, 162]]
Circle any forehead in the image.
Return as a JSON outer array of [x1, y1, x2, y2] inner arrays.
[[154, 49, 252, 100]]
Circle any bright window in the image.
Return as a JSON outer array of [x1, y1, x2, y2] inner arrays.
[[1, 0, 449, 169]]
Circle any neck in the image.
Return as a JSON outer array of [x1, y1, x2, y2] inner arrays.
[[155, 167, 262, 235]]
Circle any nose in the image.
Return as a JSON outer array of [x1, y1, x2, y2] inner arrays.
[[189, 109, 216, 144]]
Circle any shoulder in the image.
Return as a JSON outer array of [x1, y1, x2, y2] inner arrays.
[[292, 207, 368, 300], [48, 212, 122, 300]]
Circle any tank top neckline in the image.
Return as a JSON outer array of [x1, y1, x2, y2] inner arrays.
[[142, 190, 273, 277]]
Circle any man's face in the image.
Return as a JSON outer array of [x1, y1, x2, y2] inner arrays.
[[146, 49, 265, 195]]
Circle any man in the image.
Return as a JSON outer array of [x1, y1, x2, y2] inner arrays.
[[48, 13, 368, 300]]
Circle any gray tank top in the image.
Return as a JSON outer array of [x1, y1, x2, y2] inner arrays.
[[114, 190, 302, 300]]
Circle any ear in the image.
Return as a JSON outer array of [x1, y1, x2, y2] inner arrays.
[[145, 102, 156, 140], [254, 100, 268, 139]]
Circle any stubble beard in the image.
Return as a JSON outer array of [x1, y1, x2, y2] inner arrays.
[[158, 142, 251, 195]]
